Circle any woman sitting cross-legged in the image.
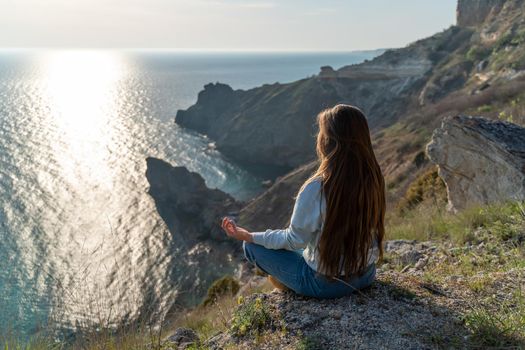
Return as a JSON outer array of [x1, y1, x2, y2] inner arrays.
[[221, 104, 385, 299]]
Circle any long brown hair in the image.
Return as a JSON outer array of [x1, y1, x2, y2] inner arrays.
[[305, 104, 385, 278]]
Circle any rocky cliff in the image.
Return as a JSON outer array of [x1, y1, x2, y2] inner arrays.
[[427, 115, 525, 211], [176, 0, 525, 188], [175, 27, 473, 172], [156, 0, 525, 313], [151, 2, 525, 346], [456, 0, 507, 27], [146, 157, 242, 243], [145, 157, 245, 304]]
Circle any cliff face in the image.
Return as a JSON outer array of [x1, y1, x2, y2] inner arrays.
[[148, 2, 525, 340], [456, 0, 507, 27], [145, 157, 244, 304], [146, 157, 242, 243], [175, 0, 525, 204]]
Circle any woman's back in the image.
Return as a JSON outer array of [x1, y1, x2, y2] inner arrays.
[[251, 177, 379, 277], [222, 104, 385, 298]]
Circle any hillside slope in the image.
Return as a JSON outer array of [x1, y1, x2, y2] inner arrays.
[[175, 27, 473, 171], [176, 0, 525, 208]]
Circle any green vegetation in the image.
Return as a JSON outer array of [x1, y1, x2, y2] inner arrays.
[[2, 328, 165, 350], [387, 200, 525, 243], [201, 275, 240, 307], [466, 45, 490, 62], [168, 277, 274, 346], [2, 338, 62, 350], [476, 104, 493, 113], [498, 111, 515, 123], [230, 296, 272, 337], [396, 167, 447, 214], [386, 201, 525, 347], [464, 291, 525, 348], [177, 295, 235, 341], [461, 289, 520, 342], [295, 335, 323, 350]]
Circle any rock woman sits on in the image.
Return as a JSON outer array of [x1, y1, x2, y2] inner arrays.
[[221, 104, 385, 298]]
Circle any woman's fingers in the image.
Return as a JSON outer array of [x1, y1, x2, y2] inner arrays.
[[221, 217, 240, 238], [221, 218, 232, 236], [221, 217, 232, 231]]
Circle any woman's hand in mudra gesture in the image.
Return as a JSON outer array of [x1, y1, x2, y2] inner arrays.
[[221, 217, 253, 242]]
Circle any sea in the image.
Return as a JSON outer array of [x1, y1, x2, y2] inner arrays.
[[0, 49, 380, 338]]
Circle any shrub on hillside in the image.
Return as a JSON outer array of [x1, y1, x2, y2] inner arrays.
[[202, 276, 240, 307], [397, 167, 447, 214]]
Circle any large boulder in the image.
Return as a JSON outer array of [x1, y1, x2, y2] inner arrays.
[[427, 115, 525, 211]]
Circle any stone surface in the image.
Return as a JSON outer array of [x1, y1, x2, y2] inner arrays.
[[206, 272, 473, 350], [146, 157, 242, 243], [145, 157, 244, 305], [166, 327, 199, 349], [427, 115, 525, 211], [385, 240, 437, 267], [456, 0, 507, 27]]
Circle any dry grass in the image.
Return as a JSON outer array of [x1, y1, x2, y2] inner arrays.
[[164, 277, 273, 343], [386, 200, 525, 348], [386, 201, 525, 243]]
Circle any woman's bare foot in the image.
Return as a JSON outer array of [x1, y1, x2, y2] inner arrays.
[[268, 276, 289, 291]]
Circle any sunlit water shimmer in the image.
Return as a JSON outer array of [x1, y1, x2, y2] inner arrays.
[[0, 50, 378, 337]]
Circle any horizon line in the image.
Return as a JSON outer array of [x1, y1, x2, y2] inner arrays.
[[0, 47, 390, 53]]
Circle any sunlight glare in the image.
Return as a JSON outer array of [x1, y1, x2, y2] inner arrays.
[[42, 51, 125, 189]]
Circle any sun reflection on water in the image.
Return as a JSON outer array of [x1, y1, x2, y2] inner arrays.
[[0, 49, 268, 335], [42, 51, 125, 189]]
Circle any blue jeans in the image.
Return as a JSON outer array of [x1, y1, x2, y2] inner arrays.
[[243, 242, 376, 299]]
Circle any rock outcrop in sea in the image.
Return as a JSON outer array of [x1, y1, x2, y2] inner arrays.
[[145, 157, 244, 304], [146, 157, 242, 243], [427, 116, 525, 211]]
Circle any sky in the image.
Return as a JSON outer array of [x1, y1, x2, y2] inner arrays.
[[0, 0, 457, 51]]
